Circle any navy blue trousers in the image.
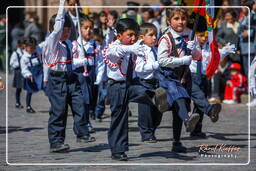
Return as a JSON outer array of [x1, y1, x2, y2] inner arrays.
[[95, 81, 108, 118], [190, 73, 213, 133], [137, 79, 163, 140], [107, 80, 161, 153], [47, 71, 89, 145], [171, 98, 190, 143]]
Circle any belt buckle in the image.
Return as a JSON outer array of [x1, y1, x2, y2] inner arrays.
[[108, 79, 114, 85]]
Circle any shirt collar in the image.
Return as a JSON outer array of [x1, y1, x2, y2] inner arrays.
[[77, 37, 94, 46], [168, 27, 191, 39]]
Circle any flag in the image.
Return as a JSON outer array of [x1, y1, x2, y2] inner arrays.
[[193, 0, 206, 16], [205, 0, 220, 79]]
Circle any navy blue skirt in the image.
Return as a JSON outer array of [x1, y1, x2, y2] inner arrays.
[[12, 69, 23, 88], [23, 65, 43, 93], [157, 68, 190, 107]]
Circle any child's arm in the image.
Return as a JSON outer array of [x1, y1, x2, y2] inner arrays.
[[219, 43, 236, 59], [158, 37, 192, 68], [135, 57, 159, 74], [95, 45, 105, 85], [42, 0, 66, 64], [106, 40, 143, 61], [9, 52, 19, 69], [249, 56, 256, 97], [72, 40, 88, 68], [20, 55, 32, 79], [43, 64, 49, 84]]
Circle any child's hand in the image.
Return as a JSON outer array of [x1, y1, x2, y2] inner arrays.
[[186, 40, 196, 51], [181, 55, 192, 65], [131, 44, 145, 57], [250, 87, 256, 97], [227, 80, 233, 87], [29, 76, 33, 82], [221, 43, 236, 54], [0, 80, 4, 91]]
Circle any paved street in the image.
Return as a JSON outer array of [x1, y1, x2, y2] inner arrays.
[[0, 72, 256, 171]]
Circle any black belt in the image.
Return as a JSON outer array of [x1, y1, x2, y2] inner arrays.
[[139, 78, 158, 84], [49, 70, 68, 76], [108, 78, 125, 85]]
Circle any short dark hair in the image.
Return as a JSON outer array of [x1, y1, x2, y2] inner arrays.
[[17, 37, 25, 47], [115, 18, 140, 34], [109, 10, 119, 20], [49, 13, 72, 31], [139, 23, 157, 36], [224, 9, 238, 19], [79, 14, 94, 26], [141, 7, 154, 19], [24, 37, 37, 47]]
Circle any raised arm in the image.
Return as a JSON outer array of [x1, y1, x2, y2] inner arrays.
[[42, 0, 66, 64]]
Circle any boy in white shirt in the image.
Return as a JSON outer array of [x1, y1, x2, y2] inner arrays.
[[135, 23, 162, 143]]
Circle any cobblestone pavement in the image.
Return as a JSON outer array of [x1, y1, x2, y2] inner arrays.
[[0, 72, 255, 171]]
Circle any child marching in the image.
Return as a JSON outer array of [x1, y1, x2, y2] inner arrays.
[[42, 0, 95, 153], [104, 18, 162, 161], [20, 37, 43, 113], [10, 37, 25, 109]]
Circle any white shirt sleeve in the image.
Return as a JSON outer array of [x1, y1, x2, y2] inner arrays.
[[42, 0, 66, 65], [20, 55, 32, 78], [72, 40, 87, 68], [135, 56, 158, 74], [157, 36, 181, 68], [106, 41, 135, 61], [249, 56, 256, 89], [10, 52, 19, 69], [43, 64, 49, 82]]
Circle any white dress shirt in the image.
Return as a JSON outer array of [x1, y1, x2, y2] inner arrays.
[[20, 49, 42, 78], [135, 44, 159, 80], [42, 1, 85, 73], [10, 48, 24, 69], [158, 27, 191, 69], [105, 40, 137, 81]]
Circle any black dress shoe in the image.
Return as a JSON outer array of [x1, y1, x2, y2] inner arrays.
[[190, 132, 207, 138], [15, 103, 24, 109], [96, 116, 102, 122], [26, 106, 36, 113], [208, 103, 221, 122], [77, 135, 96, 143], [172, 142, 187, 153], [88, 125, 96, 134], [50, 143, 70, 153], [111, 152, 128, 161], [184, 113, 200, 133], [90, 112, 96, 120], [142, 137, 157, 143]]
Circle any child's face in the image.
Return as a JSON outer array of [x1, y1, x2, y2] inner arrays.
[[117, 29, 138, 45], [100, 14, 107, 24], [142, 11, 150, 21], [196, 33, 208, 46], [107, 14, 116, 27], [67, 0, 78, 16], [140, 29, 157, 47], [225, 12, 235, 23], [168, 13, 187, 32], [81, 20, 93, 41], [25, 45, 36, 54], [60, 27, 71, 41]]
